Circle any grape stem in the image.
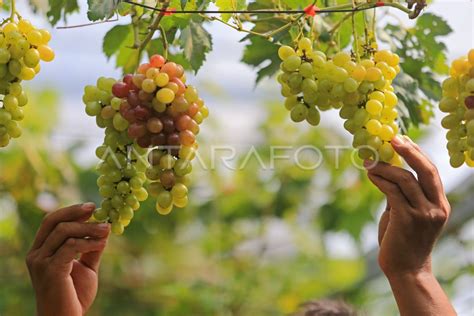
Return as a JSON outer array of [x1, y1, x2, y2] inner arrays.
[[351, 0, 360, 62], [137, 2, 169, 52], [200, 14, 275, 39], [159, 25, 169, 60], [10, 0, 16, 20]]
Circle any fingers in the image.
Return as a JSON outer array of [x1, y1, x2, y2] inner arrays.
[[378, 210, 390, 246], [366, 161, 429, 208], [38, 222, 110, 258], [79, 245, 109, 272], [52, 238, 108, 265], [391, 136, 445, 204], [79, 224, 111, 272], [31, 203, 96, 251], [367, 172, 410, 209]]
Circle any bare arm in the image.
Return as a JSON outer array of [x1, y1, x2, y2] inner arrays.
[[365, 136, 456, 316]]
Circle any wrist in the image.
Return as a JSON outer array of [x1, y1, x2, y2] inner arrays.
[[385, 268, 435, 287], [380, 256, 433, 282]]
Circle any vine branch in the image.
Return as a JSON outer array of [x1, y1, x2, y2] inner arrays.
[[123, 0, 414, 17], [137, 2, 170, 52], [159, 25, 169, 59]]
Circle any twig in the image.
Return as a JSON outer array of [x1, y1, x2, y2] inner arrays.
[[201, 14, 273, 39], [159, 25, 169, 60], [56, 14, 119, 29], [10, 0, 16, 20], [351, 0, 360, 62], [124, 0, 413, 16], [138, 2, 170, 52]]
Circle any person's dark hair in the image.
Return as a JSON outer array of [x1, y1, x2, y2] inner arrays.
[[294, 299, 358, 316]]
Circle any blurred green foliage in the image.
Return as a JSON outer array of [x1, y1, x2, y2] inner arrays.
[[0, 90, 472, 316]]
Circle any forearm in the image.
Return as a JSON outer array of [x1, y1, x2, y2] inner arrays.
[[386, 270, 457, 316]]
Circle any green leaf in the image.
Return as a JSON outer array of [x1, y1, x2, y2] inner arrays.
[[393, 72, 435, 129], [416, 13, 452, 37], [47, 0, 79, 25], [87, 0, 118, 21], [109, 25, 137, 74], [280, 0, 307, 9], [179, 20, 213, 73], [103, 25, 131, 59], [215, 0, 246, 22], [241, 36, 280, 82]]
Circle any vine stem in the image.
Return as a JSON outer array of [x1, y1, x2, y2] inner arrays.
[[159, 25, 169, 59], [200, 14, 274, 39], [124, 0, 413, 15], [137, 2, 170, 55], [351, 0, 360, 62], [10, 0, 16, 20]]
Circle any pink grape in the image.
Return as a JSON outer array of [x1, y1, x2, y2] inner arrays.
[[112, 82, 129, 98], [151, 133, 166, 146], [128, 122, 147, 138], [134, 106, 151, 121], [167, 133, 180, 146], [465, 96, 474, 109], [147, 117, 164, 133], [176, 115, 192, 131]]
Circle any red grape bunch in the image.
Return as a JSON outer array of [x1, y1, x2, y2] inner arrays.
[[110, 55, 209, 216]]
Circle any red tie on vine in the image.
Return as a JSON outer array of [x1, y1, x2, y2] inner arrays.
[[303, 4, 320, 17], [163, 8, 176, 16]]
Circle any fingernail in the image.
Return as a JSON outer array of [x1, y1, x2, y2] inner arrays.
[[81, 202, 96, 211], [363, 160, 373, 168], [391, 135, 405, 146], [403, 135, 414, 144], [97, 223, 110, 230]]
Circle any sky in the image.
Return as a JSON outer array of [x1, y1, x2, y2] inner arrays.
[[16, 0, 473, 190]]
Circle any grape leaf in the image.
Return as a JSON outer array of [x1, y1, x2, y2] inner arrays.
[[47, 0, 79, 25], [241, 36, 280, 83], [416, 13, 452, 37], [215, 0, 246, 22], [179, 20, 212, 73], [87, 0, 118, 21], [280, 0, 307, 9], [393, 72, 432, 129], [103, 25, 131, 59]]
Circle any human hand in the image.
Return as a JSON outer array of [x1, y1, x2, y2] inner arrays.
[[26, 203, 111, 316], [364, 136, 451, 278]]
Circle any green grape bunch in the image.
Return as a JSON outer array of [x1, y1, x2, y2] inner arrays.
[[439, 49, 474, 168], [0, 19, 54, 147], [83, 77, 149, 235], [277, 37, 403, 165]]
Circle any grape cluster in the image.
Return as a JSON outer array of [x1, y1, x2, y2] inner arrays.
[[439, 49, 474, 168], [111, 55, 209, 215], [0, 19, 54, 147], [277, 37, 402, 164], [83, 77, 149, 235]]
